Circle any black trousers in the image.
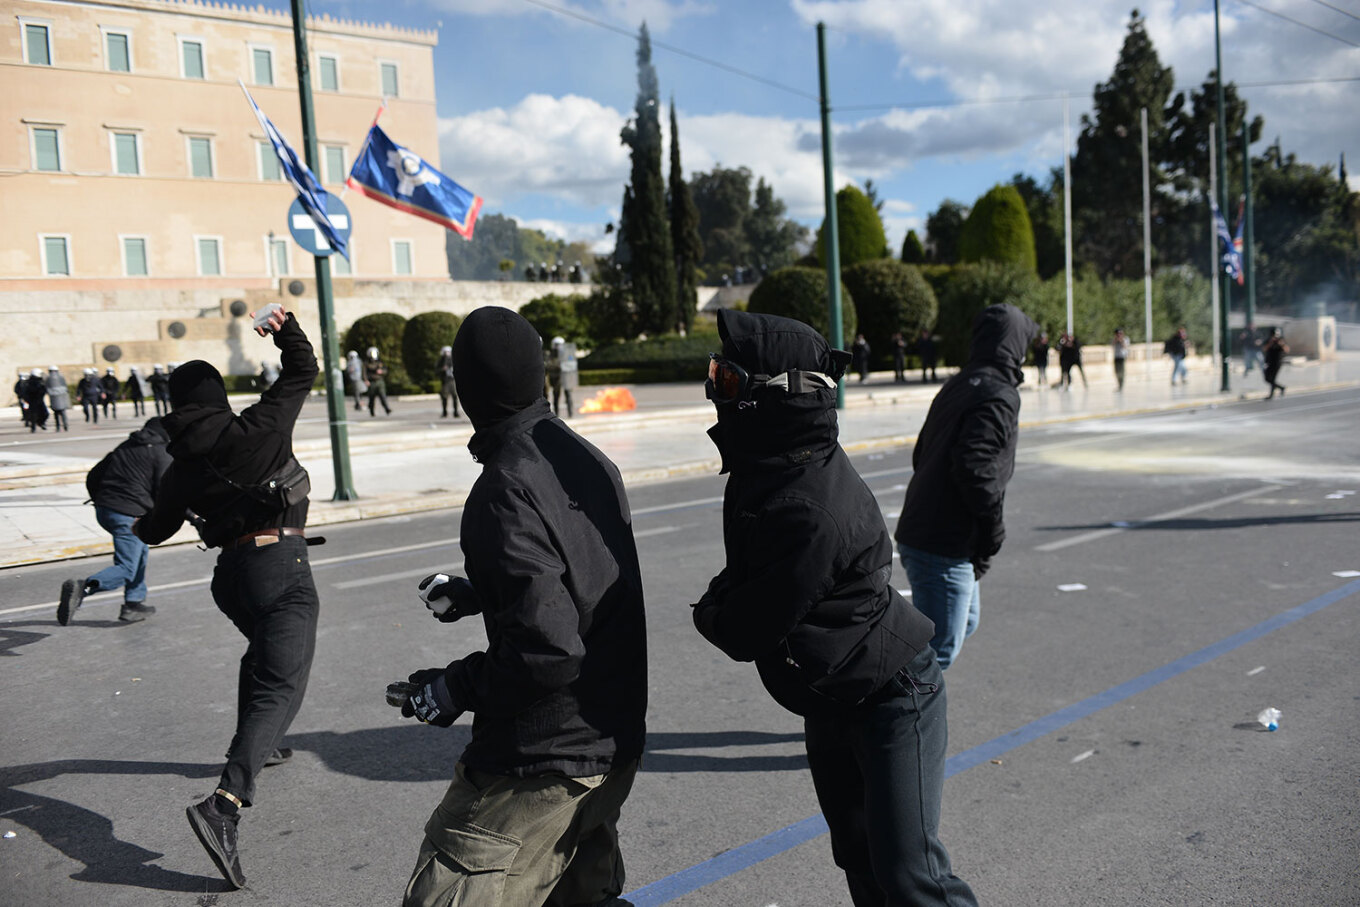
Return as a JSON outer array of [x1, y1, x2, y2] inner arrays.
[[210, 535, 319, 806], [804, 646, 976, 907]]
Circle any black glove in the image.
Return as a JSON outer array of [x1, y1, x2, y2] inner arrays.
[[971, 556, 992, 580], [417, 574, 483, 623], [399, 668, 460, 727]]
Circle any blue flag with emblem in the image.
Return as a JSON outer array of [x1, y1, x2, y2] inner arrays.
[[346, 125, 482, 239], [1210, 198, 1240, 283], [241, 82, 348, 259]]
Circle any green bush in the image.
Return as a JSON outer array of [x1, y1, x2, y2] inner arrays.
[[959, 184, 1037, 273], [577, 286, 635, 346], [342, 312, 414, 393], [579, 365, 709, 385], [814, 184, 889, 268], [519, 294, 586, 346], [582, 330, 719, 371], [842, 260, 938, 367], [747, 266, 856, 345], [401, 311, 462, 392], [935, 263, 1041, 365], [1027, 268, 1211, 351]]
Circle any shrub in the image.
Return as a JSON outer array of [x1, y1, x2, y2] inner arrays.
[[935, 263, 1041, 365], [577, 286, 636, 346], [842, 259, 938, 367], [959, 184, 1037, 273], [814, 184, 889, 268], [342, 312, 414, 392], [747, 266, 856, 344], [582, 330, 719, 371], [519, 294, 586, 346], [401, 311, 462, 392]]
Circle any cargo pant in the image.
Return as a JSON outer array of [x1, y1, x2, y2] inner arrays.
[[403, 759, 639, 907]]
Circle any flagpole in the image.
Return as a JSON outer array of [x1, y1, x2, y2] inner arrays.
[[1063, 95, 1074, 338], [1141, 106, 1153, 381], [1214, 0, 1231, 392], [1241, 119, 1255, 330], [339, 104, 384, 202], [290, 0, 356, 500], [1209, 122, 1220, 372]]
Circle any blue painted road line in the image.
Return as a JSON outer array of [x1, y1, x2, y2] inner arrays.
[[626, 577, 1360, 906]]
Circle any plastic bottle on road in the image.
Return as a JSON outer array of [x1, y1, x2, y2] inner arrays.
[[1257, 707, 1282, 731]]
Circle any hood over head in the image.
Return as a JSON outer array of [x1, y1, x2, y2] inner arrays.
[[452, 306, 546, 431], [130, 416, 170, 445], [967, 304, 1039, 385], [168, 360, 228, 411]]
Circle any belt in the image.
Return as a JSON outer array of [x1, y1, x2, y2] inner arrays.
[[222, 527, 305, 550]]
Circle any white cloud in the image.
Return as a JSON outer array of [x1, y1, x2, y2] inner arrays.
[[424, 0, 708, 33]]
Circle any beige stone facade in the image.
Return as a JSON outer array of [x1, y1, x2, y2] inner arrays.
[[1, 0, 446, 286]]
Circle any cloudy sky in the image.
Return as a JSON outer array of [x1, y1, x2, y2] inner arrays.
[[305, 0, 1359, 253]]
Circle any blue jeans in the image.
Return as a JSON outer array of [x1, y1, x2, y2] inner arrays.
[[1170, 355, 1187, 384], [87, 507, 148, 603], [898, 544, 979, 671], [805, 646, 977, 906]]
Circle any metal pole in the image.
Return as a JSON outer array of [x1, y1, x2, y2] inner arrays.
[[1214, 0, 1231, 392], [1209, 122, 1220, 372], [817, 22, 845, 409], [290, 0, 356, 499], [1242, 118, 1256, 329], [1141, 107, 1153, 380], [1063, 96, 1074, 337]]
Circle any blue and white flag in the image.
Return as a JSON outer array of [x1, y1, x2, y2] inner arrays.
[[346, 125, 481, 239], [241, 82, 348, 259], [1211, 198, 1240, 283]]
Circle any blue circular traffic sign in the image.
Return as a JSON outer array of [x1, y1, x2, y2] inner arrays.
[[287, 196, 352, 257]]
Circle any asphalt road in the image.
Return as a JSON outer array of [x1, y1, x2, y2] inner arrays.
[[1, 388, 1358, 906]]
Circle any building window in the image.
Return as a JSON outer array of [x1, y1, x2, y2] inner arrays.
[[112, 132, 140, 175], [318, 54, 338, 92], [197, 237, 221, 276], [24, 23, 51, 65], [252, 47, 273, 86], [392, 239, 412, 275], [122, 236, 148, 276], [32, 127, 61, 171], [324, 145, 345, 184], [181, 38, 204, 79], [269, 237, 290, 277], [259, 141, 281, 180], [333, 245, 351, 276], [188, 136, 213, 178], [380, 62, 399, 98], [105, 31, 131, 72], [41, 235, 70, 275]]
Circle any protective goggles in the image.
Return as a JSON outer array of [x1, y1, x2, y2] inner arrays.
[[706, 353, 838, 405]]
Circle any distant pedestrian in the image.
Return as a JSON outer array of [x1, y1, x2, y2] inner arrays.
[[1055, 333, 1076, 389], [897, 304, 1036, 670], [345, 350, 366, 411], [891, 331, 907, 383], [435, 345, 459, 418], [1164, 327, 1188, 385], [149, 364, 172, 415], [57, 417, 171, 625], [546, 336, 574, 418], [1031, 331, 1050, 386], [364, 347, 391, 416], [124, 367, 147, 416], [23, 369, 49, 431], [1264, 329, 1288, 399], [78, 368, 103, 422], [101, 367, 120, 419], [851, 333, 871, 383], [1240, 323, 1263, 376], [15, 369, 30, 427], [1112, 329, 1130, 392], [46, 367, 71, 431], [916, 328, 938, 383]]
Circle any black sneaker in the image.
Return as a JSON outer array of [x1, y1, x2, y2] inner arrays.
[[119, 602, 156, 622], [57, 579, 87, 626], [263, 747, 293, 767], [186, 796, 246, 889]]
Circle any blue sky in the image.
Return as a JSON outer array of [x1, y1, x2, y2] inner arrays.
[[299, 0, 1359, 254]]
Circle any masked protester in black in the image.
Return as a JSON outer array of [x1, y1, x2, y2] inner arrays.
[[134, 307, 318, 891], [692, 309, 977, 907], [397, 306, 646, 907]]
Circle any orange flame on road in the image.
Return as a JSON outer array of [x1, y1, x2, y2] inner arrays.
[[579, 387, 637, 413]]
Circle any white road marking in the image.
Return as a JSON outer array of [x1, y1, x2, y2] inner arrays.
[[634, 525, 680, 539], [1071, 750, 1095, 764], [1247, 666, 1266, 676], [1035, 485, 1277, 552], [1057, 583, 1087, 592], [333, 564, 462, 591]]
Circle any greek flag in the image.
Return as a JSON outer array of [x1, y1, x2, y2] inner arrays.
[[346, 125, 482, 238], [1211, 199, 1240, 283], [241, 83, 349, 259]]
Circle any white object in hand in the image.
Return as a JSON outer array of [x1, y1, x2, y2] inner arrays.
[[418, 573, 453, 616], [252, 303, 284, 333]]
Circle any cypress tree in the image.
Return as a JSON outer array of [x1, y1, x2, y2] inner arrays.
[[900, 229, 926, 263], [959, 184, 1038, 273], [668, 99, 702, 334]]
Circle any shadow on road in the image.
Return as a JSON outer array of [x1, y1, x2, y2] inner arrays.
[[643, 730, 807, 773], [0, 758, 224, 893], [0, 619, 141, 657]]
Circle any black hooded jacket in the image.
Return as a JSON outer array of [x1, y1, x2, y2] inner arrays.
[[693, 309, 935, 717], [136, 314, 317, 548], [443, 307, 647, 777], [894, 304, 1036, 560], [87, 419, 171, 517]]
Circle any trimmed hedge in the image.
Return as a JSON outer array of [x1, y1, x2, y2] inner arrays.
[[747, 266, 856, 344], [842, 259, 938, 368], [342, 313, 415, 393], [959, 184, 1037, 273], [402, 311, 462, 392], [935, 263, 1040, 366], [520, 294, 587, 346]]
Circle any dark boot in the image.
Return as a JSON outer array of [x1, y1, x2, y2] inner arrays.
[[119, 601, 156, 622], [58, 579, 90, 625], [186, 795, 246, 889]]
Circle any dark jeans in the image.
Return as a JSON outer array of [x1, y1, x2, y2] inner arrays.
[[210, 535, 319, 806], [129, 396, 145, 416], [87, 507, 149, 602], [804, 646, 976, 907], [367, 379, 390, 415]]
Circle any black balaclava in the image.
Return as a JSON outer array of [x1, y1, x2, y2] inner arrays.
[[967, 304, 1039, 386], [452, 306, 546, 431], [168, 360, 229, 410]]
